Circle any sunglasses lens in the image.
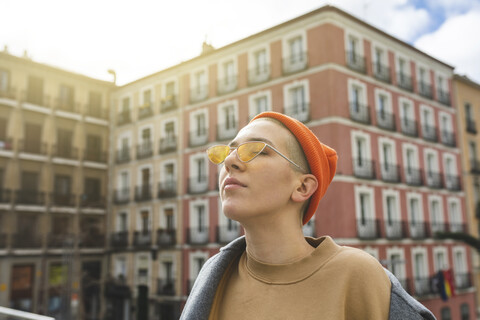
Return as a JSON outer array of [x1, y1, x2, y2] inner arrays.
[[237, 142, 266, 162], [207, 145, 230, 164]]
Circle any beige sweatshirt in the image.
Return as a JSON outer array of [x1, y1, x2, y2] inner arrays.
[[209, 236, 391, 320]]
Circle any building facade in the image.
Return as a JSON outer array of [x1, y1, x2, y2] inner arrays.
[[108, 6, 476, 320], [0, 51, 112, 319], [452, 74, 480, 316]]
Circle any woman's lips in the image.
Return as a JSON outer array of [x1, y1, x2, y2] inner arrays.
[[223, 177, 246, 190]]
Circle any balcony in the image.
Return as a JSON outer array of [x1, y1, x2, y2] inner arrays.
[[190, 85, 208, 103], [384, 220, 406, 240], [0, 189, 12, 204], [136, 141, 153, 160], [80, 194, 105, 208], [418, 82, 433, 99], [188, 176, 208, 194], [397, 73, 413, 92], [283, 52, 308, 75], [0, 86, 16, 100], [379, 163, 401, 183], [157, 181, 176, 199], [159, 136, 177, 154], [157, 278, 176, 296], [413, 277, 433, 297], [376, 110, 396, 131], [408, 222, 427, 239], [248, 64, 270, 85], [12, 233, 42, 249], [455, 273, 472, 290], [357, 219, 381, 240], [349, 102, 371, 124], [117, 111, 132, 126], [428, 221, 447, 236], [187, 227, 209, 245], [55, 99, 78, 113], [448, 222, 466, 233], [113, 188, 130, 204], [135, 185, 152, 202], [86, 105, 108, 119], [83, 150, 107, 163], [51, 192, 76, 207], [217, 224, 241, 244], [373, 63, 391, 83], [47, 233, 75, 248], [404, 168, 423, 186], [400, 117, 418, 137], [217, 123, 238, 141], [24, 91, 49, 107], [116, 148, 130, 164], [421, 124, 437, 142], [352, 158, 376, 179], [425, 171, 443, 189], [445, 174, 461, 191], [79, 233, 105, 248], [157, 228, 176, 246], [440, 130, 456, 147], [470, 159, 480, 174], [52, 145, 78, 160], [189, 128, 208, 147], [466, 118, 477, 134], [160, 95, 177, 113], [138, 103, 154, 120], [346, 51, 366, 74], [437, 89, 451, 106], [15, 190, 45, 205], [133, 231, 152, 248], [110, 231, 129, 249], [284, 103, 309, 123], [217, 76, 238, 95], [18, 139, 48, 155]]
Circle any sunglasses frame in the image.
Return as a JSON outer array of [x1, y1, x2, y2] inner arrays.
[[207, 141, 306, 172]]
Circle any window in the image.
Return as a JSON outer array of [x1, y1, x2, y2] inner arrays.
[[189, 154, 208, 193], [430, 197, 444, 233], [24, 123, 42, 153], [348, 79, 368, 123], [254, 49, 267, 73], [440, 307, 451, 320], [387, 249, 406, 284], [142, 89, 152, 107], [217, 101, 238, 140], [56, 128, 73, 158], [434, 247, 449, 272], [189, 109, 209, 146], [351, 131, 373, 179], [355, 186, 376, 239], [115, 257, 127, 279], [118, 212, 128, 232], [140, 210, 150, 233], [447, 199, 462, 231], [191, 68, 208, 102], [223, 61, 235, 82], [189, 251, 209, 285], [121, 97, 130, 113], [165, 81, 175, 97], [194, 70, 206, 89], [345, 33, 365, 72], [136, 254, 150, 285], [27, 76, 44, 105], [372, 45, 390, 82], [284, 80, 309, 122], [383, 191, 402, 238], [248, 91, 271, 119], [189, 200, 209, 243], [460, 304, 470, 320], [412, 248, 429, 296], [443, 154, 459, 190], [163, 207, 175, 230], [0, 69, 9, 93], [58, 84, 74, 110]]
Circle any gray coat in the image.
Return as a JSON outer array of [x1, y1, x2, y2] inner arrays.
[[181, 237, 436, 320]]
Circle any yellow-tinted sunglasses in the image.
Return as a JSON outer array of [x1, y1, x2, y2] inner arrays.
[[206, 141, 305, 172]]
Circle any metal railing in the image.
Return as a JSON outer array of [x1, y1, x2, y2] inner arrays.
[[157, 181, 177, 198], [157, 228, 176, 246], [189, 128, 208, 147], [400, 117, 418, 137], [160, 95, 177, 112], [418, 82, 433, 99], [15, 190, 46, 205], [425, 171, 443, 189], [376, 110, 396, 131], [52, 145, 78, 159], [117, 111, 132, 126], [437, 89, 451, 106], [136, 142, 153, 159], [349, 102, 371, 124], [397, 73, 413, 92], [134, 185, 152, 202], [466, 118, 477, 134], [159, 136, 177, 154], [440, 130, 456, 147], [379, 163, 401, 183], [352, 158, 376, 179], [373, 63, 391, 83], [115, 148, 130, 164], [357, 219, 381, 239], [284, 103, 310, 123], [421, 124, 437, 142], [110, 231, 129, 248], [248, 64, 270, 85], [190, 85, 208, 103], [404, 167, 423, 186], [113, 188, 130, 204], [282, 52, 308, 75], [217, 76, 238, 95], [138, 103, 154, 120], [346, 51, 366, 73]]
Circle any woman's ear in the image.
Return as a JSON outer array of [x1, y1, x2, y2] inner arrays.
[[291, 174, 318, 203]]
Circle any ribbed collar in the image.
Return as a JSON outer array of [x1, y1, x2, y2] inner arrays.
[[244, 236, 341, 284]]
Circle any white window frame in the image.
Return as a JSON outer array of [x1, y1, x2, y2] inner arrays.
[[159, 204, 176, 229], [135, 253, 151, 286], [435, 72, 449, 93], [136, 164, 153, 186], [217, 55, 237, 81], [439, 111, 453, 132], [382, 189, 401, 237], [452, 246, 468, 285], [248, 90, 272, 119], [217, 99, 239, 139], [348, 78, 368, 106], [117, 169, 130, 190], [119, 94, 133, 113], [114, 255, 128, 279], [160, 159, 176, 182], [447, 197, 463, 231], [406, 192, 424, 224], [160, 117, 178, 138], [354, 185, 376, 227], [386, 247, 406, 281], [282, 79, 310, 121], [411, 247, 429, 278], [158, 252, 176, 281], [190, 66, 208, 89], [189, 152, 208, 183], [140, 85, 154, 108], [429, 195, 445, 232], [136, 206, 152, 232], [395, 52, 411, 77], [398, 97, 415, 121], [433, 246, 449, 272], [371, 42, 389, 73], [117, 210, 129, 232], [189, 251, 209, 281], [374, 88, 393, 115], [402, 143, 419, 170], [351, 130, 372, 162], [189, 108, 209, 137], [117, 131, 132, 150], [345, 30, 364, 59], [443, 153, 458, 177], [281, 30, 307, 61], [424, 148, 439, 173], [378, 137, 397, 165], [420, 104, 435, 127], [162, 77, 178, 98], [416, 63, 431, 86]]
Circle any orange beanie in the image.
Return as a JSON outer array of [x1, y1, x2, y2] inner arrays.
[[251, 112, 337, 225]]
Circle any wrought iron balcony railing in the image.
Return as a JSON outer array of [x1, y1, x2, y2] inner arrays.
[[18, 139, 48, 155], [157, 228, 176, 246], [80, 194, 105, 208], [425, 171, 443, 189], [79, 233, 105, 248], [412, 277, 433, 297], [217, 76, 238, 95], [12, 233, 43, 249], [440, 130, 456, 147], [384, 220, 406, 239], [117, 111, 132, 126], [373, 63, 391, 83], [159, 136, 177, 154], [400, 117, 418, 137], [189, 128, 208, 147], [50, 192, 76, 207], [352, 158, 376, 179], [349, 102, 371, 124], [248, 64, 270, 85], [134, 185, 152, 202], [466, 118, 477, 134], [136, 141, 153, 160], [157, 181, 177, 198], [408, 222, 427, 239], [15, 190, 46, 205], [418, 81, 433, 99], [110, 231, 129, 248], [282, 52, 308, 75], [133, 231, 152, 248], [346, 51, 366, 74], [160, 95, 177, 113], [357, 219, 381, 240], [0, 189, 12, 204], [157, 278, 176, 296], [113, 188, 130, 204], [397, 73, 413, 92], [380, 163, 401, 183], [376, 110, 396, 131], [445, 174, 461, 191], [116, 148, 130, 164], [47, 233, 75, 248], [83, 150, 107, 163], [138, 103, 154, 120], [421, 124, 437, 142], [470, 159, 480, 173], [455, 273, 472, 290], [437, 89, 451, 106], [0, 233, 7, 248], [190, 85, 208, 103], [52, 144, 78, 159], [404, 167, 423, 186]]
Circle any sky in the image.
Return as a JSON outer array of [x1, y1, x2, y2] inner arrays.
[[1, 0, 479, 86]]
